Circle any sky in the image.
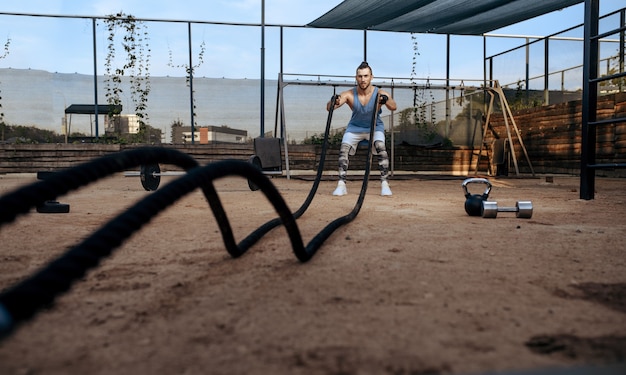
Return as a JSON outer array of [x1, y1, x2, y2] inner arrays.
[[0, 0, 624, 84]]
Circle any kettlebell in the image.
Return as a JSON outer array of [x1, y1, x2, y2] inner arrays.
[[461, 178, 492, 216]]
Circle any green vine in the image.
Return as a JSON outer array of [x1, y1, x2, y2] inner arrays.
[[410, 33, 419, 83], [0, 36, 11, 129], [410, 33, 423, 130], [409, 33, 438, 143], [168, 40, 206, 128], [103, 12, 151, 142]]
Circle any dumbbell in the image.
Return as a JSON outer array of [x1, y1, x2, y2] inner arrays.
[[481, 200, 533, 219], [125, 160, 268, 191], [35, 171, 70, 213], [124, 164, 185, 191]]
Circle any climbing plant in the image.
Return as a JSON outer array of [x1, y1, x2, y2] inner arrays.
[[409, 32, 420, 127], [168, 40, 206, 129], [409, 33, 438, 143], [103, 12, 151, 142], [0, 37, 11, 129]]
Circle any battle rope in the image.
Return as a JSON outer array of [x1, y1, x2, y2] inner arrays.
[[0, 92, 380, 340], [233, 92, 379, 257], [231, 93, 343, 256], [309, 92, 379, 247], [0, 157, 303, 339]]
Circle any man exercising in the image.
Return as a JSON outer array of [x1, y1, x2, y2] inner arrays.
[[327, 61, 397, 196]]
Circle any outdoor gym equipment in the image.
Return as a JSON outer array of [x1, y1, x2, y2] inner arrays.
[[461, 177, 533, 219], [481, 200, 533, 219], [35, 171, 70, 213], [461, 177, 492, 216], [125, 137, 283, 191]]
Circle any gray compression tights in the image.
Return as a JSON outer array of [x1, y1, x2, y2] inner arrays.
[[338, 140, 389, 182]]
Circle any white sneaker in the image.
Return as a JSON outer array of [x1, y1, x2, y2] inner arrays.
[[381, 181, 392, 196], [332, 180, 347, 196]]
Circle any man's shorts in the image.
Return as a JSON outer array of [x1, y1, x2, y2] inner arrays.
[[341, 130, 385, 156]]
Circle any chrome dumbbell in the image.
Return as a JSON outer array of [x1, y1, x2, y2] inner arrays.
[[481, 201, 533, 219]]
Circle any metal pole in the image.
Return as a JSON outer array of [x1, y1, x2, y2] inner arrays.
[[483, 35, 487, 90], [188, 22, 195, 144], [92, 18, 99, 139], [483, 35, 490, 132], [363, 30, 367, 61], [274, 27, 283, 139], [64, 113, 68, 144], [390, 82, 395, 176], [525, 37, 530, 102], [260, 0, 265, 138], [618, 9, 626, 92], [580, 0, 599, 199], [543, 38, 550, 105], [279, 26, 284, 138], [445, 34, 450, 137]]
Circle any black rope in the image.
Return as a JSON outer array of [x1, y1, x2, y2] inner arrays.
[[232, 91, 379, 258], [0, 158, 303, 340], [0, 92, 381, 340], [305, 91, 379, 250], [230, 94, 340, 257], [0, 147, 200, 226]]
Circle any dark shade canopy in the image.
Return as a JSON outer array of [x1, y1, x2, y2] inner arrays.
[[308, 0, 583, 35], [65, 104, 122, 115]]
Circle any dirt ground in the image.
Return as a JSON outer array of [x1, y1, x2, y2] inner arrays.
[[0, 171, 625, 375]]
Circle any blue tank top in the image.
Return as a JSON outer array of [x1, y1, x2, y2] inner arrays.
[[346, 86, 384, 133]]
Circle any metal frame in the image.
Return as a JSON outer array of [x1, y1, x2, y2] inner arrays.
[[580, 0, 626, 199], [3, 6, 624, 194], [470, 81, 535, 177], [484, 15, 623, 106], [276, 74, 529, 177]]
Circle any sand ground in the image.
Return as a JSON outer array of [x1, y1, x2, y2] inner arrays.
[[0, 172, 625, 375]]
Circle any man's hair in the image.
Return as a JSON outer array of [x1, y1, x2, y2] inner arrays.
[[356, 61, 372, 74]]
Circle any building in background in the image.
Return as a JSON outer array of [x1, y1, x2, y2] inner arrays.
[[104, 114, 163, 143], [105, 114, 138, 135], [172, 125, 248, 144]]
